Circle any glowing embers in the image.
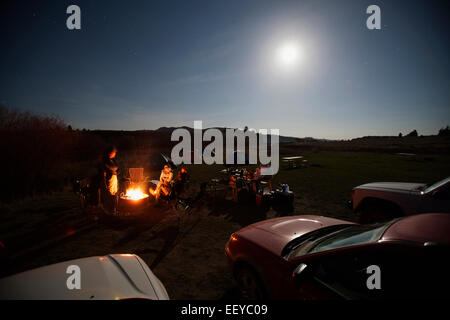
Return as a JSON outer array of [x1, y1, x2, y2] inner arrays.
[[120, 187, 149, 201]]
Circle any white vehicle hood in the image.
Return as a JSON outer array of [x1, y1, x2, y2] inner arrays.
[[0, 254, 169, 300], [356, 182, 426, 193]]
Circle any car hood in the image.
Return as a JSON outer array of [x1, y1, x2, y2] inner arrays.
[[236, 215, 354, 256], [356, 182, 426, 193], [0, 254, 169, 300]]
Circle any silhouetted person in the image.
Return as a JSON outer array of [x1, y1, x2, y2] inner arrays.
[[174, 167, 189, 197], [100, 146, 119, 214]]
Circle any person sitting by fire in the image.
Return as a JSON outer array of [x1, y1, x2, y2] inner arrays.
[[152, 165, 174, 201], [99, 146, 119, 215]]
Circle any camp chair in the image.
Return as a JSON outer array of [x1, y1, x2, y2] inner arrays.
[[129, 168, 144, 183], [125, 168, 150, 189]]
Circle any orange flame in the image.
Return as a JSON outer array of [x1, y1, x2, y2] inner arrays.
[[122, 187, 149, 201]]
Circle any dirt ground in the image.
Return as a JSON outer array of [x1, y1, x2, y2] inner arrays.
[[0, 181, 293, 299]]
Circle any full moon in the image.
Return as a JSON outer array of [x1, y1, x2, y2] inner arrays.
[[276, 42, 301, 68]]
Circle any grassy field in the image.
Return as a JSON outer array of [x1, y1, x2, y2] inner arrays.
[[1, 150, 449, 299], [186, 151, 450, 220]]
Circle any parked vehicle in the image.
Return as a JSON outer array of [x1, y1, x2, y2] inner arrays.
[[0, 254, 169, 300], [349, 177, 450, 223], [225, 213, 450, 300]]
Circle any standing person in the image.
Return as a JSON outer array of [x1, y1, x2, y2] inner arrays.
[[174, 167, 189, 197], [100, 146, 119, 215]]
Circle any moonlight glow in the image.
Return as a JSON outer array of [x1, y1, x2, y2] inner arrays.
[[276, 42, 301, 69]]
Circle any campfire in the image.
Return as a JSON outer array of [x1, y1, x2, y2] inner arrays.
[[120, 187, 149, 201]]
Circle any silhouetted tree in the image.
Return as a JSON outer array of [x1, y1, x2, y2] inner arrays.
[[438, 126, 450, 137], [406, 129, 418, 137], [398, 132, 403, 137]]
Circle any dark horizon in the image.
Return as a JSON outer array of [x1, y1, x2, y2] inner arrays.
[[66, 122, 449, 141]]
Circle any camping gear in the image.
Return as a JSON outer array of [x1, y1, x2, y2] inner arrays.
[[255, 190, 273, 208], [271, 184, 295, 211]]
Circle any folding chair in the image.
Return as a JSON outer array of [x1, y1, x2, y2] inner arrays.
[[129, 168, 144, 184], [123, 167, 150, 191]]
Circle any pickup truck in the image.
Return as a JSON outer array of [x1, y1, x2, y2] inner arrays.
[[349, 177, 450, 223]]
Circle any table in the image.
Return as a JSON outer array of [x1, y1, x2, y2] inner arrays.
[[282, 156, 304, 169]]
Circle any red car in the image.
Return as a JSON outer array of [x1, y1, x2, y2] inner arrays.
[[225, 213, 450, 300]]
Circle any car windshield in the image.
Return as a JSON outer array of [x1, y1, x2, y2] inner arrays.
[[424, 177, 450, 194], [288, 223, 391, 258]]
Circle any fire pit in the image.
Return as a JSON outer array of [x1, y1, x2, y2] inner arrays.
[[119, 186, 151, 215], [121, 187, 149, 201]]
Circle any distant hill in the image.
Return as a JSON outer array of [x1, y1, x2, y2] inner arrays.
[[83, 126, 449, 155], [155, 126, 326, 143], [280, 135, 450, 154]]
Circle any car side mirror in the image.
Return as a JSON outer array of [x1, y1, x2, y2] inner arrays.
[[292, 263, 312, 288]]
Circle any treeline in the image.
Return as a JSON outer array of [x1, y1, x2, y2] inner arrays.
[[0, 106, 107, 202], [438, 126, 450, 137]]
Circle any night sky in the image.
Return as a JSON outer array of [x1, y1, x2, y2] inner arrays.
[[0, 0, 448, 139]]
